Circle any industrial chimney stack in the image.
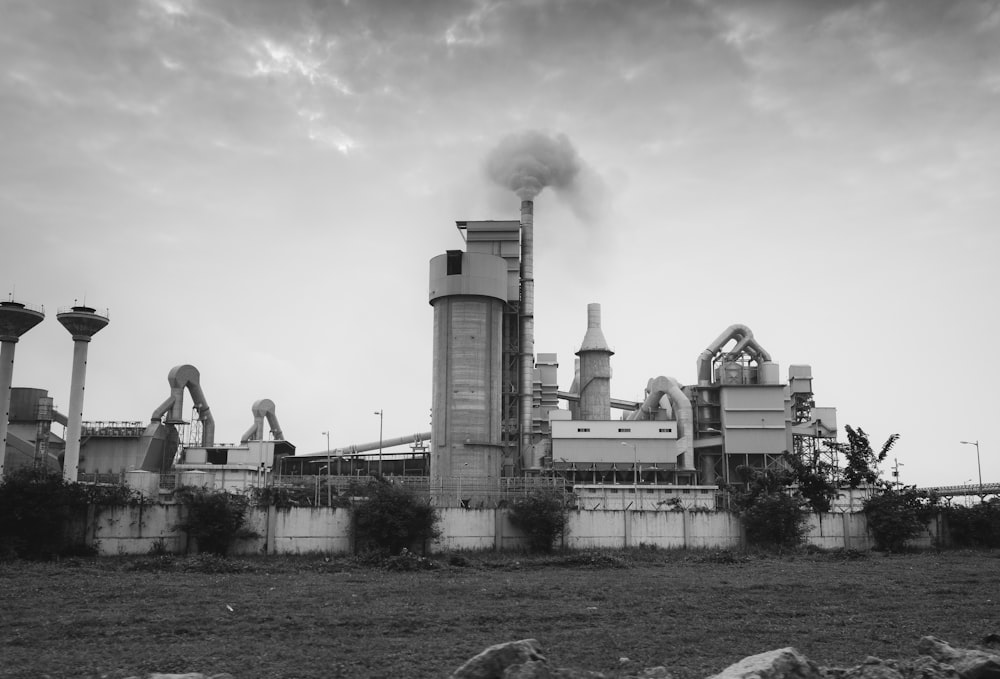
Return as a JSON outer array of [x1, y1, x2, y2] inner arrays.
[[0, 300, 45, 478], [519, 199, 535, 468], [57, 305, 109, 482]]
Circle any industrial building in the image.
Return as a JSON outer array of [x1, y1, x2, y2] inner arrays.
[[426, 199, 839, 507]]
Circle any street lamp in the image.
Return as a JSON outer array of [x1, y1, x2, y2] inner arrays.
[[960, 440, 983, 499], [374, 410, 384, 476], [621, 441, 639, 509]]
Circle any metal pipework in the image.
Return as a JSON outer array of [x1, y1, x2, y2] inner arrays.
[[240, 398, 284, 443], [56, 305, 109, 482], [695, 323, 772, 386], [150, 364, 215, 446], [628, 376, 694, 469], [519, 199, 535, 467], [0, 300, 45, 478]]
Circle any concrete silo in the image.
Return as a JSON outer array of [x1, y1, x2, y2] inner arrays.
[[0, 299, 45, 477], [428, 250, 508, 489]]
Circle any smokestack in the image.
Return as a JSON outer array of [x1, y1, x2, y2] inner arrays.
[[57, 305, 109, 482], [0, 300, 45, 478], [519, 199, 535, 467]]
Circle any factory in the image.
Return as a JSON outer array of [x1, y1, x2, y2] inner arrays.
[[2, 197, 837, 507], [426, 198, 838, 508]]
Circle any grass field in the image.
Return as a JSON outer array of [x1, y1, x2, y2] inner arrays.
[[1, 549, 998, 679]]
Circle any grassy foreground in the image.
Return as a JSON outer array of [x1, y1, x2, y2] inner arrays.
[[1, 549, 998, 679]]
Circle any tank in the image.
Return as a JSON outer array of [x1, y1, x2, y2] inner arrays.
[[760, 361, 780, 385], [429, 252, 508, 485]]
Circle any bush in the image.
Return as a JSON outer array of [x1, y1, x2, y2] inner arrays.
[[351, 481, 440, 555], [176, 487, 256, 556], [863, 485, 938, 552], [943, 500, 1000, 548], [508, 489, 570, 553], [0, 469, 88, 559], [730, 466, 809, 551]]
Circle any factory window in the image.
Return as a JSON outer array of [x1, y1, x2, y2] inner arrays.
[[658, 428, 673, 433], [207, 449, 228, 465], [577, 428, 590, 432], [446, 250, 463, 275], [618, 428, 631, 433]]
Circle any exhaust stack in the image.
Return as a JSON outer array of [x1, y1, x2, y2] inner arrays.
[[57, 305, 109, 482], [519, 199, 535, 468]]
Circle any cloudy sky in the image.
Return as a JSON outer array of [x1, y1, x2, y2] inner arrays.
[[2, 0, 997, 487]]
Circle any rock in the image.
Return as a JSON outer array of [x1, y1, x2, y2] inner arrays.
[[907, 655, 962, 679], [451, 639, 548, 679], [838, 657, 904, 679], [708, 648, 823, 679], [917, 637, 1000, 679], [503, 659, 551, 678]]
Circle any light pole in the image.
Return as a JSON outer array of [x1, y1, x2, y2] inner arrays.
[[960, 440, 983, 499], [374, 410, 384, 476], [621, 441, 639, 509], [322, 430, 331, 505]]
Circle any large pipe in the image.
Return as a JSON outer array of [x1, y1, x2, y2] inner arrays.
[[240, 398, 284, 443], [695, 324, 772, 386], [519, 199, 535, 468], [297, 431, 431, 458], [627, 376, 694, 470], [150, 365, 215, 447], [57, 305, 109, 481], [0, 301, 45, 477]]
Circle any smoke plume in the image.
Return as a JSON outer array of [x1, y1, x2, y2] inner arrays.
[[485, 130, 583, 200]]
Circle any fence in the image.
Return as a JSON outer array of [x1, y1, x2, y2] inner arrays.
[[78, 502, 940, 557]]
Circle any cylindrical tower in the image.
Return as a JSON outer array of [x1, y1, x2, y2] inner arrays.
[[576, 303, 614, 421], [0, 300, 45, 477], [519, 199, 535, 468], [429, 251, 507, 494], [56, 305, 109, 482]]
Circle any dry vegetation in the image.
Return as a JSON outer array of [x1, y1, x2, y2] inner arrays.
[[1, 549, 998, 679]]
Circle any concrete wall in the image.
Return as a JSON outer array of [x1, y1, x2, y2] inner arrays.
[[83, 505, 917, 556]]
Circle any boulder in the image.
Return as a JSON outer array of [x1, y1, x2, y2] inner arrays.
[[708, 648, 823, 679], [452, 639, 548, 679], [917, 637, 1000, 679]]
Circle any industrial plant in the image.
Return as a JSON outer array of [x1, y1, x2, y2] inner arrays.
[[1, 191, 843, 509]]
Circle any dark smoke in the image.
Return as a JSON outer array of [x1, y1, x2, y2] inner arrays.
[[485, 130, 583, 200]]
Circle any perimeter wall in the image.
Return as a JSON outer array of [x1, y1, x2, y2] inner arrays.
[[79, 504, 945, 556]]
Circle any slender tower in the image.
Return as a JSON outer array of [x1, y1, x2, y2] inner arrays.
[[519, 199, 535, 468], [57, 305, 109, 481], [0, 300, 45, 477], [576, 303, 614, 421]]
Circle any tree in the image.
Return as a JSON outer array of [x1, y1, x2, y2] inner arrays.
[[783, 450, 838, 513], [508, 489, 570, 553], [825, 426, 898, 488]]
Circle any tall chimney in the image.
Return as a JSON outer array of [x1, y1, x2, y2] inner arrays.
[[0, 300, 45, 477], [57, 305, 109, 482], [519, 199, 535, 468]]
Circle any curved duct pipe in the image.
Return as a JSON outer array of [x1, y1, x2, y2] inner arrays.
[[628, 376, 694, 469], [240, 398, 284, 443], [149, 364, 215, 446], [695, 324, 771, 386]]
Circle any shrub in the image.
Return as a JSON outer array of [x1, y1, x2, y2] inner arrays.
[[0, 469, 89, 559], [176, 487, 256, 556], [351, 481, 439, 555], [943, 500, 1000, 548], [508, 489, 570, 553], [863, 485, 938, 552]]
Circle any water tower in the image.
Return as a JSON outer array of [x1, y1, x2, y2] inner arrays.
[[0, 299, 45, 477], [57, 305, 109, 482]]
